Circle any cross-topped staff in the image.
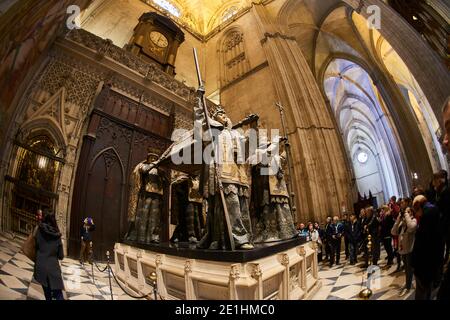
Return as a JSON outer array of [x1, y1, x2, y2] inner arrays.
[[275, 102, 297, 223], [193, 48, 235, 251]]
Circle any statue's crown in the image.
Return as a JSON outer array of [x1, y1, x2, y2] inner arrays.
[[211, 105, 226, 119]]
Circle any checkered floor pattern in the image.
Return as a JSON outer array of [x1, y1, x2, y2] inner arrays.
[[0, 232, 417, 300], [311, 250, 415, 300], [0, 233, 139, 300]]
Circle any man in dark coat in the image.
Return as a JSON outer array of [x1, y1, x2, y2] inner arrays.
[[431, 171, 450, 262], [363, 206, 380, 267], [437, 100, 450, 300], [380, 205, 395, 266], [347, 213, 361, 265], [324, 216, 332, 262], [34, 212, 65, 300], [412, 195, 445, 300], [342, 213, 350, 260], [326, 216, 344, 267]]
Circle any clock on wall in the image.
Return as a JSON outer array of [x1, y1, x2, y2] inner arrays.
[[126, 12, 185, 76], [150, 31, 169, 48]]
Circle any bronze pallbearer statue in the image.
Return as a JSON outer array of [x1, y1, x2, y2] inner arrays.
[[126, 151, 164, 244], [170, 174, 204, 243]]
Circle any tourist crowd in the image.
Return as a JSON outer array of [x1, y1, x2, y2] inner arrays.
[[297, 168, 450, 300]]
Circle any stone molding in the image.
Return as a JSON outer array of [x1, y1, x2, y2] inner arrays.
[[260, 32, 297, 45]]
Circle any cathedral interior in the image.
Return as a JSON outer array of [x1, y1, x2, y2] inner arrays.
[[0, 0, 449, 302]]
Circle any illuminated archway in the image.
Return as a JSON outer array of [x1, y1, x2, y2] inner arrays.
[[324, 58, 409, 204]]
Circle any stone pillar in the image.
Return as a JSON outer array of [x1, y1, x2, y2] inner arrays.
[[251, 3, 354, 222]]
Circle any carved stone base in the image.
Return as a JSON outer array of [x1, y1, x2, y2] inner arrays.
[[113, 241, 321, 300]]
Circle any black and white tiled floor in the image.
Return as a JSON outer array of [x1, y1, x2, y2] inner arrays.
[[311, 250, 415, 300], [0, 233, 415, 300], [0, 233, 137, 300]]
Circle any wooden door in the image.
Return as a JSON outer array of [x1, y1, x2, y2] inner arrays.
[[69, 85, 173, 260]]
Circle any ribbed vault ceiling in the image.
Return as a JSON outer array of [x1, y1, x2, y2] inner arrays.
[[141, 0, 248, 34]]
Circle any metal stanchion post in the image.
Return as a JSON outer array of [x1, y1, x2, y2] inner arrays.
[[359, 234, 373, 299], [106, 250, 114, 300], [90, 242, 94, 283], [149, 272, 157, 300]]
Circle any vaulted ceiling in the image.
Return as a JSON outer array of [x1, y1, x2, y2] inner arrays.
[[141, 0, 249, 35]]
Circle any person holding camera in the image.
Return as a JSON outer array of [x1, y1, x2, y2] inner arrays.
[[391, 202, 417, 297], [79, 217, 95, 265]]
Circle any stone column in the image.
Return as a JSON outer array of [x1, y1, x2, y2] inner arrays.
[[251, 3, 354, 222]]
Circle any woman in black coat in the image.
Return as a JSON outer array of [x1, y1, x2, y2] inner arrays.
[[34, 212, 65, 300]]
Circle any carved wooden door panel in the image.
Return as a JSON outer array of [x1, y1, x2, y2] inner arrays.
[[69, 85, 173, 260]]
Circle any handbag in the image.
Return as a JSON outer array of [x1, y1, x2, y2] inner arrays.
[[21, 225, 38, 262]]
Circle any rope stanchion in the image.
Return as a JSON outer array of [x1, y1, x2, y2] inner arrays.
[[106, 251, 114, 300], [104, 250, 161, 300], [94, 261, 109, 273], [106, 263, 153, 300], [90, 243, 95, 285], [83, 248, 163, 300]]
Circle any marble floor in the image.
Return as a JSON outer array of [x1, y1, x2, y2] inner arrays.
[[310, 249, 415, 300], [0, 233, 140, 300], [0, 232, 416, 300]]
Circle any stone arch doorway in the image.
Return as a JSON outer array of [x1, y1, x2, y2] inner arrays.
[[2, 132, 64, 236]]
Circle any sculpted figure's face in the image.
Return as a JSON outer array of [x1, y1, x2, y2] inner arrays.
[[215, 112, 231, 127], [147, 154, 158, 163]]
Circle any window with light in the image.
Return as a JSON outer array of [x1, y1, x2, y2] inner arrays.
[[153, 0, 181, 17], [222, 6, 238, 22]]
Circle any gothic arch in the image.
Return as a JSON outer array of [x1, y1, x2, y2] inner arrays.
[[217, 25, 250, 87], [88, 146, 126, 183], [20, 117, 68, 154]]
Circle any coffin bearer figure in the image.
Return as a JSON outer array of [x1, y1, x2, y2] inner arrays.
[[170, 174, 204, 243], [125, 150, 164, 244], [250, 139, 298, 243], [197, 106, 254, 250]]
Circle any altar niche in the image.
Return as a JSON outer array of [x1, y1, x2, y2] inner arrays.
[[68, 84, 173, 261]]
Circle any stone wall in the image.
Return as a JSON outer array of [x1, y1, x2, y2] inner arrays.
[[0, 28, 193, 252]]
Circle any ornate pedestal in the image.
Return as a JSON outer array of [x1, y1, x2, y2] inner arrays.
[[113, 239, 321, 300]]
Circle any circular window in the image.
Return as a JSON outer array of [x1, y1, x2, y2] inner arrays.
[[357, 152, 368, 164]]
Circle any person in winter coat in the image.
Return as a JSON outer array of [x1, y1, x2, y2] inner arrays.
[[326, 216, 345, 267], [324, 216, 332, 262], [411, 195, 445, 300], [314, 222, 325, 262], [391, 205, 417, 297], [342, 213, 350, 260], [362, 206, 381, 267], [307, 222, 319, 242], [347, 213, 361, 265], [380, 205, 395, 266], [79, 217, 96, 265], [33, 211, 65, 300]]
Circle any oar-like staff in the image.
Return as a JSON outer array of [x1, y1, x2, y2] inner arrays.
[[275, 102, 297, 223], [193, 48, 235, 251]]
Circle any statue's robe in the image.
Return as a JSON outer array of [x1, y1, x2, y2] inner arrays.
[[170, 175, 204, 242], [126, 162, 163, 244], [251, 151, 297, 243], [197, 124, 253, 250]]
